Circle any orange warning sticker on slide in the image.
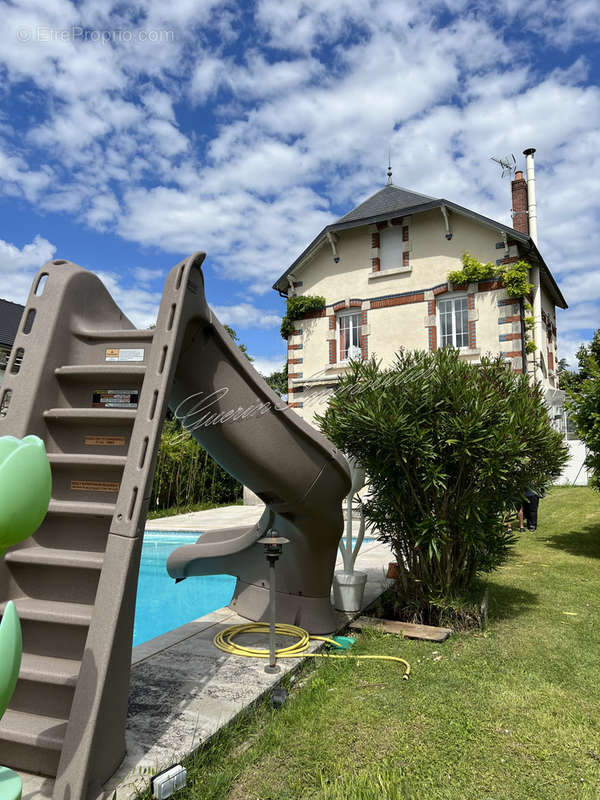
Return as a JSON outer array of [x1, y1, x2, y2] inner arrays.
[[71, 480, 120, 493], [85, 435, 126, 446]]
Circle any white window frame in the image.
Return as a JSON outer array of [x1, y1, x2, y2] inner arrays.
[[337, 309, 362, 363], [437, 294, 470, 349]]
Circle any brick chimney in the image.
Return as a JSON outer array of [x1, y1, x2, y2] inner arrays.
[[511, 169, 528, 235]]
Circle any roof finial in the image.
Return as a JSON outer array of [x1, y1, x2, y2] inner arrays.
[[386, 148, 392, 185]]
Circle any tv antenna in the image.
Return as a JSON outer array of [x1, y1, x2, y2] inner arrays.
[[491, 153, 516, 178]]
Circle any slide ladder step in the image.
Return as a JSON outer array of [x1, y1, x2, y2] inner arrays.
[[55, 364, 146, 378], [48, 453, 127, 468], [19, 653, 80, 687], [0, 709, 67, 751], [0, 598, 93, 626], [48, 499, 116, 518], [4, 546, 104, 570]]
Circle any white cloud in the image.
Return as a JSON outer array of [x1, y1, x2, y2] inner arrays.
[[211, 302, 281, 329], [0, 0, 598, 337], [95, 270, 161, 329], [0, 235, 57, 303], [251, 354, 287, 377]]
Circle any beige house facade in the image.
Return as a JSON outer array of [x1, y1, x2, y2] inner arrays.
[[273, 174, 567, 428]]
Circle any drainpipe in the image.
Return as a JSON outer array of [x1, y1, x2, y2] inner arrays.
[[523, 147, 543, 384], [519, 297, 528, 379]]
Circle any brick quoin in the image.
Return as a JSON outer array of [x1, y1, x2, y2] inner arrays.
[[402, 225, 409, 242], [428, 326, 437, 352], [469, 320, 477, 349], [371, 232, 380, 249], [372, 257, 381, 272], [288, 358, 302, 364], [288, 402, 302, 408], [499, 315, 521, 324], [288, 344, 301, 350], [503, 350, 523, 359], [501, 256, 519, 265], [513, 368, 523, 374], [360, 309, 368, 359], [427, 297, 437, 351], [511, 170, 529, 235], [467, 293, 475, 311], [500, 332, 522, 341], [288, 372, 302, 379], [548, 351, 554, 371], [291, 329, 303, 336], [402, 251, 409, 267], [329, 315, 336, 330], [329, 340, 336, 364]]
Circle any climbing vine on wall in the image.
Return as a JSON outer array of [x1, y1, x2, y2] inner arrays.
[[448, 252, 533, 300], [280, 295, 326, 339], [448, 252, 537, 352]]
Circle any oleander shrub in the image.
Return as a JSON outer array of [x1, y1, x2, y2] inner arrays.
[[317, 349, 568, 622]]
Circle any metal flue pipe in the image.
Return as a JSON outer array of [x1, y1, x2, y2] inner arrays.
[[523, 147, 543, 382]]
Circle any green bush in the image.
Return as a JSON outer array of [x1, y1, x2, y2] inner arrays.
[[150, 418, 242, 512], [317, 349, 568, 621], [566, 331, 600, 490], [280, 295, 326, 339]]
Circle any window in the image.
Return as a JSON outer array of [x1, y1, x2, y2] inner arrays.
[[438, 296, 469, 348], [379, 227, 404, 269], [338, 311, 362, 362]]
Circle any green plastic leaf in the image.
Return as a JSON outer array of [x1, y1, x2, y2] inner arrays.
[[0, 435, 51, 551], [0, 601, 22, 720]]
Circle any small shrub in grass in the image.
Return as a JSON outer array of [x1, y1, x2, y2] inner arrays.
[[317, 349, 568, 625]]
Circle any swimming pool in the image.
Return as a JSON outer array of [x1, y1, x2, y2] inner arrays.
[[133, 531, 376, 647], [133, 531, 235, 647]]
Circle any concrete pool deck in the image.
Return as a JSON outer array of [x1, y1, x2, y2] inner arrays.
[[19, 504, 393, 800]]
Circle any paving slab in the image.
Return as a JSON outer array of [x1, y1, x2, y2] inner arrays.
[[18, 508, 393, 800]]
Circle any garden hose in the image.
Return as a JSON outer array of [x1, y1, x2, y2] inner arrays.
[[213, 621, 411, 679]]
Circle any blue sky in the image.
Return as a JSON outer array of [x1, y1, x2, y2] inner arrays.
[[0, 0, 598, 375]]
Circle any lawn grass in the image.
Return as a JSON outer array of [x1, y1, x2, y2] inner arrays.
[[148, 487, 600, 799]]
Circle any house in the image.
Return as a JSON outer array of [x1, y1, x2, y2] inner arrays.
[[0, 298, 24, 383], [273, 150, 567, 428]]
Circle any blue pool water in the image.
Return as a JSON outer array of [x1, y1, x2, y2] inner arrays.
[[132, 531, 236, 647], [132, 531, 376, 647]]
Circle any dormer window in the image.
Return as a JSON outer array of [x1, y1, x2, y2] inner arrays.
[[338, 310, 362, 362]]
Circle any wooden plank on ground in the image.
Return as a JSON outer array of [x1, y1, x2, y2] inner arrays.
[[349, 616, 452, 642]]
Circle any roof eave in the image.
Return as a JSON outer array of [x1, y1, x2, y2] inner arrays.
[[272, 199, 568, 309]]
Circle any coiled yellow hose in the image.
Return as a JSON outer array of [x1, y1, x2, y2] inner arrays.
[[213, 622, 410, 680]]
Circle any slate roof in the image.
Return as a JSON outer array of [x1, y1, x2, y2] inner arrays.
[[337, 184, 436, 224], [0, 298, 24, 348], [272, 183, 567, 309]]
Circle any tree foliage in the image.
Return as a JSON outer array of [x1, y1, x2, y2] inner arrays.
[[149, 324, 250, 513], [150, 418, 242, 512], [565, 328, 600, 489], [317, 349, 568, 619], [264, 363, 288, 396]]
